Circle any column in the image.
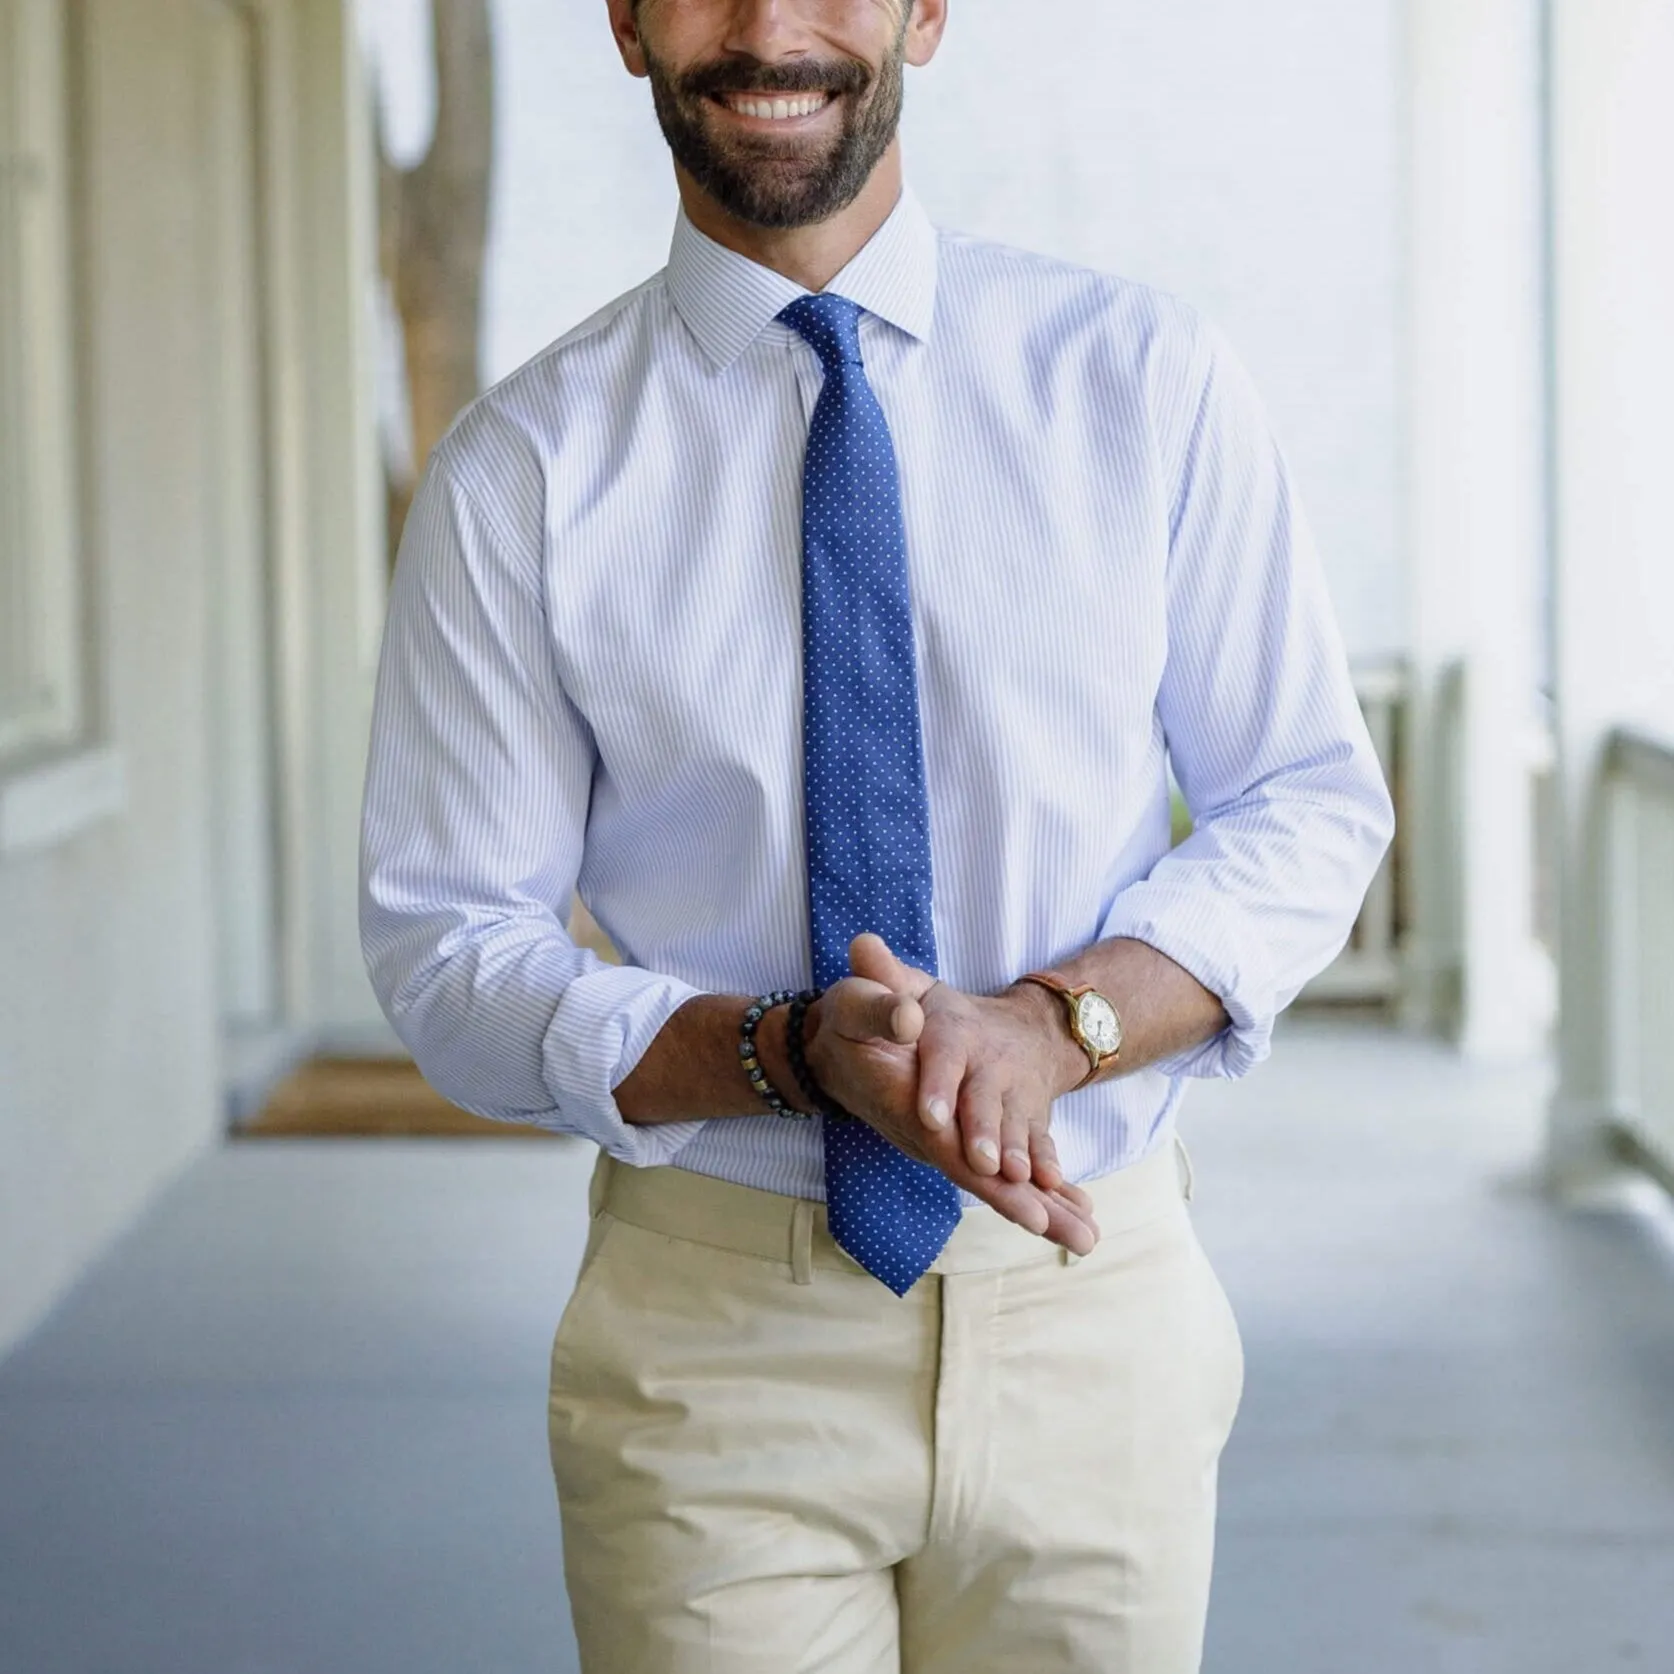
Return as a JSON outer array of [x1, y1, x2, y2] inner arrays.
[[1546, 0, 1674, 1183], [1404, 0, 1552, 1058]]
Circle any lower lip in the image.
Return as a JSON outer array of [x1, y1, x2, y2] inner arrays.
[[710, 97, 837, 132]]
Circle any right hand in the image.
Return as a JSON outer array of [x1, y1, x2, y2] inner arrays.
[[804, 971, 1099, 1257]]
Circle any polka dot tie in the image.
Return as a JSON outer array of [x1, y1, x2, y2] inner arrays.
[[780, 293, 962, 1297]]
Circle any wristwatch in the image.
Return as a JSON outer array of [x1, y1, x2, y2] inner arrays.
[[1016, 971, 1123, 1087]]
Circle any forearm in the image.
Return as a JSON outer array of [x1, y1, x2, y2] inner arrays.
[[619, 936, 1228, 1128], [1008, 936, 1232, 1091], [616, 994, 815, 1126]]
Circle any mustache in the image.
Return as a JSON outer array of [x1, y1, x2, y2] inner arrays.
[[676, 57, 873, 102]]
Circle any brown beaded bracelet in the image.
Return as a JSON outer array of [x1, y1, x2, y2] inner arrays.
[[739, 990, 817, 1120]]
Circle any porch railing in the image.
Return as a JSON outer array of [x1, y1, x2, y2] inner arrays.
[[1301, 659, 1406, 1004], [1602, 730, 1674, 1191]]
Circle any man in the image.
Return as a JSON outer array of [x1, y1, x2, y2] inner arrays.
[[360, 1, 1395, 1668]]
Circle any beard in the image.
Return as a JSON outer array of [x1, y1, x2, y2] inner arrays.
[[643, 37, 908, 230]]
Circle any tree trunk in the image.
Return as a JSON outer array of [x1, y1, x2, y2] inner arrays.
[[377, 0, 495, 565]]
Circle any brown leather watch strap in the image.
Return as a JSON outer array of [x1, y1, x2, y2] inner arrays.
[[1015, 971, 1103, 1087]]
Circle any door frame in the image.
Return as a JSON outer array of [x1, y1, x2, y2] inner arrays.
[[199, 0, 391, 1115]]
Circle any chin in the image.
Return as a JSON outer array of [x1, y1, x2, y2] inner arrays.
[[706, 164, 847, 224]]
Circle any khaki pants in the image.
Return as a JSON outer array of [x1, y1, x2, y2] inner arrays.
[[548, 1138, 1243, 1674]]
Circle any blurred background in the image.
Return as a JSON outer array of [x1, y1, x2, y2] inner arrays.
[[1, 0, 1671, 1669]]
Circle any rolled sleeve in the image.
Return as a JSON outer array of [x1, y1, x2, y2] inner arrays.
[[1097, 893, 1276, 1080], [359, 423, 706, 1160], [1101, 317, 1396, 1078], [543, 962, 707, 1164]]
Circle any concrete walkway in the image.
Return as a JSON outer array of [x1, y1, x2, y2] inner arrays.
[[1, 1019, 1670, 1672]]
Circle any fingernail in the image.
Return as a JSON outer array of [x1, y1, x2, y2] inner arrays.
[[924, 1097, 950, 1129], [1005, 1148, 1029, 1174], [973, 1138, 999, 1166]]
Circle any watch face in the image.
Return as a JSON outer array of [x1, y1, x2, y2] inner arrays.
[[1076, 993, 1122, 1056]]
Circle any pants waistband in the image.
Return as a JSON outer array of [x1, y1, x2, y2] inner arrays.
[[589, 1136, 1192, 1286]]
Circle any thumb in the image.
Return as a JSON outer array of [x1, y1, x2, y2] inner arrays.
[[824, 977, 924, 1047], [849, 932, 936, 1000]]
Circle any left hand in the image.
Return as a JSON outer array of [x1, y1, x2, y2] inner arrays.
[[847, 934, 1092, 1194]]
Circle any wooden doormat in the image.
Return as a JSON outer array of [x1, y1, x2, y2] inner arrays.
[[239, 1057, 559, 1139]]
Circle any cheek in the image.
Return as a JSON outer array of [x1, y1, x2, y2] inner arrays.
[[636, 1, 731, 60]]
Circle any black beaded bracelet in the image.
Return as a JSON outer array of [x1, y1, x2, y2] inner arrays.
[[739, 990, 816, 1120], [785, 989, 853, 1121]]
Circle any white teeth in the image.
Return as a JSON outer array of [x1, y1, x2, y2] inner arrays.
[[726, 93, 828, 120]]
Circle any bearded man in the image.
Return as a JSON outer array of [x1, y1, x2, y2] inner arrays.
[[359, 3, 1395, 1670]]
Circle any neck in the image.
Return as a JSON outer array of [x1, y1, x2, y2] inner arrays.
[[674, 144, 905, 293]]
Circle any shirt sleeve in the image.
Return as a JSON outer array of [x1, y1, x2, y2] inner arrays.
[[358, 432, 706, 1164], [1098, 317, 1396, 1078]]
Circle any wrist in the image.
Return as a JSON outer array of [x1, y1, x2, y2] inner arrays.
[[1001, 979, 1089, 1098], [754, 998, 819, 1117], [787, 991, 850, 1117]]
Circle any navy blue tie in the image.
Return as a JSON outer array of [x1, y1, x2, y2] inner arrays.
[[780, 292, 962, 1296]]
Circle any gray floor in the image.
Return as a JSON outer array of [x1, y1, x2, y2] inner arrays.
[[2, 1018, 1671, 1673]]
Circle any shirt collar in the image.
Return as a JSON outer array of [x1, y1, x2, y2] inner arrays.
[[666, 184, 939, 371]]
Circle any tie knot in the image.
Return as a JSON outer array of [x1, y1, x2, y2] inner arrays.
[[779, 292, 865, 370]]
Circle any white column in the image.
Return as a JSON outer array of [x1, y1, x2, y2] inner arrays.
[[1546, 0, 1674, 1183], [263, 0, 391, 1046], [1403, 0, 1551, 1057]]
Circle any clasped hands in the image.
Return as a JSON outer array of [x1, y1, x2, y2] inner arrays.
[[802, 934, 1101, 1256]]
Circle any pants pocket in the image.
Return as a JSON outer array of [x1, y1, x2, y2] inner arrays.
[[1188, 1225, 1245, 1442], [550, 1209, 619, 1371]]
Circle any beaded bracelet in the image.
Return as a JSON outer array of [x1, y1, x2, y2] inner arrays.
[[785, 989, 854, 1121], [739, 990, 817, 1120]]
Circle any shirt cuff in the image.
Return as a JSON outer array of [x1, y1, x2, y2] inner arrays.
[[540, 961, 708, 1166], [1098, 889, 1275, 1081]]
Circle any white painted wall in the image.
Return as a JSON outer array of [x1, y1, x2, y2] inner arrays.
[[361, 0, 1404, 657], [0, 0, 223, 1355], [0, 0, 379, 1357]]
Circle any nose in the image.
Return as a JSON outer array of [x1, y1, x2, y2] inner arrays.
[[721, 0, 817, 64]]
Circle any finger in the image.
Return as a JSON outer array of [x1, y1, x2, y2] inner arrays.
[[848, 933, 938, 1002], [1052, 1178, 1096, 1219], [957, 1070, 1005, 1176], [961, 1172, 1050, 1238], [1029, 1127, 1067, 1192], [1040, 1190, 1100, 1256], [824, 977, 924, 1046], [915, 1018, 967, 1137], [923, 1133, 1100, 1253], [998, 1096, 1033, 1184], [962, 1174, 1097, 1254], [887, 993, 925, 1046]]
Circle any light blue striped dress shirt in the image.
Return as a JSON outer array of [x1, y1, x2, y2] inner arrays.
[[360, 186, 1395, 1201]]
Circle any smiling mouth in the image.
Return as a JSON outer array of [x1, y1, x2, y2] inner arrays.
[[713, 91, 835, 123]]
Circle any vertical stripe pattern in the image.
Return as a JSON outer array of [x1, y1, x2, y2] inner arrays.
[[359, 187, 1395, 1201]]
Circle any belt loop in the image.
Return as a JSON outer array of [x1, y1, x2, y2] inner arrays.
[[588, 1150, 612, 1219], [1174, 1135, 1195, 1205], [790, 1200, 815, 1286]]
